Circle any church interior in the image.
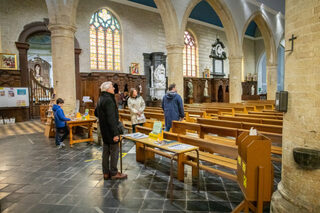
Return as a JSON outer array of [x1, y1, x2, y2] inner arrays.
[[0, 0, 319, 212]]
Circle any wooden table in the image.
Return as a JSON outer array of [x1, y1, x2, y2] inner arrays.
[[67, 118, 97, 147], [123, 135, 200, 201]]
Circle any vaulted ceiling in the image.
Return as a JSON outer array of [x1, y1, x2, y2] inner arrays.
[[127, 0, 284, 37]]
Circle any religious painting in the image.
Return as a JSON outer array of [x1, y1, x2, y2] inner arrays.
[[130, 63, 140, 75], [0, 53, 17, 70], [203, 69, 210, 78]]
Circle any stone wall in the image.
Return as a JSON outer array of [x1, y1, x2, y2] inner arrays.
[[271, 0, 320, 212], [1, 0, 258, 79], [76, 0, 166, 75], [0, 0, 48, 66]]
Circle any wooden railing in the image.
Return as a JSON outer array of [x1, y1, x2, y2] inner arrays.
[[29, 70, 53, 118]]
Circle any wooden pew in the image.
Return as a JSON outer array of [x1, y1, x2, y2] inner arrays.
[[119, 113, 132, 132], [197, 118, 283, 139], [136, 126, 238, 181], [235, 113, 283, 120], [144, 112, 164, 121], [217, 115, 283, 126], [248, 111, 283, 116], [172, 121, 282, 161]]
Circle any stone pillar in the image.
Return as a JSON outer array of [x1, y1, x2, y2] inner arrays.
[[49, 24, 76, 114], [270, 1, 320, 212], [15, 42, 30, 87], [267, 64, 277, 100], [166, 44, 184, 98], [228, 57, 242, 103]]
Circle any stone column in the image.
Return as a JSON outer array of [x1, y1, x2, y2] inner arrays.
[[267, 64, 277, 100], [270, 1, 320, 212], [166, 44, 184, 98], [228, 57, 242, 103], [49, 24, 76, 114]]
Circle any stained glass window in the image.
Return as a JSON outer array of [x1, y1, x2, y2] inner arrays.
[[90, 9, 121, 71], [183, 31, 197, 77]]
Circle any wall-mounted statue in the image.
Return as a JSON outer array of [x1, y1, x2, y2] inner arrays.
[[154, 64, 166, 88], [187, 79, 193, 98], [204, 80, 209, 97], [251, 85, 255, 95]]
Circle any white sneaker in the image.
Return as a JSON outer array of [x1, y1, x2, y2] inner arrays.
[[57, 144, 63, 149], [60, 142, 66, 147]]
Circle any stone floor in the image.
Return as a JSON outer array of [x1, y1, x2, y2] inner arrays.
[[0, 127, 281, 213]]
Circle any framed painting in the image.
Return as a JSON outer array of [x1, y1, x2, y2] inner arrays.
[[0, 53, 17, 70], [203, 69, 210, 78], [130, 63, 139, 75]]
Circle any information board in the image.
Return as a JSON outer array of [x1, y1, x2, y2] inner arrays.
[[0, 87, 29, 107]]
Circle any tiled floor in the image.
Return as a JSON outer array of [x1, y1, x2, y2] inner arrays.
[[0, 127, 281, 213]]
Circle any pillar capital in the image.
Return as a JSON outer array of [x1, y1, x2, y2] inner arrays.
[[15, 42, 30, 50], [48, 24, 76, 39], [166, 44, 184, 54]]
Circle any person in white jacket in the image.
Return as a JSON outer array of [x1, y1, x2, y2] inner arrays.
[[128, 88, 146, 133]]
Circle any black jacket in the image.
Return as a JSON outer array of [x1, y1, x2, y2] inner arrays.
[[95, 91, 120, 144]]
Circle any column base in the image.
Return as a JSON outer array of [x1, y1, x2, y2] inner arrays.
[[271, 182, 317, 213], [188, 97, 193, 104]]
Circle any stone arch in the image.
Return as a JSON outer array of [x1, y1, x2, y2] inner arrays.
[[17, 19, 80, 48], [241, 12, 277, 66], [16, 19, 81, 100], [181, 0, 242, 58], [154, 0, 181, 45]]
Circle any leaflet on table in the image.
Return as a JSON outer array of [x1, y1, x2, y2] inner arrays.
[[124, 133, 148, 139], [167, 144, 195, 150], [154, 140, 176, 146]]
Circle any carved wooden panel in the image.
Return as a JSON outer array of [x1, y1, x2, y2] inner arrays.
[[241, 81, 259, 100], [184, 77, 212, 103], [183, 77, 229, 103], [0, 70, 21, 87], [80, 72, 146, 105], [211, 78, 229, 103]]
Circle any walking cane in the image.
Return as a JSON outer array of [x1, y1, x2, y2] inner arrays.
[[120, 136, 123, 173]]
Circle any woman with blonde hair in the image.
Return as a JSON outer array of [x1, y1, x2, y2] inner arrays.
[[128, 88, 146, 133]]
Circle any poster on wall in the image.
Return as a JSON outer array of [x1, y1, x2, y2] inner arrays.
[[0, 87, 29, 108]]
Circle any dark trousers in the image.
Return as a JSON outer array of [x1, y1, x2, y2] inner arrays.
[[132, 123, 143, 133], [102, 143, 119, 176], [55, 126, 69, 146]]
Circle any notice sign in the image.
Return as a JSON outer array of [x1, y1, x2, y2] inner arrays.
[[0, 87, 29, 108]]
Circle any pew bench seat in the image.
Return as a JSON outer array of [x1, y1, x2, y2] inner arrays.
[[185, 151, 237, 181]]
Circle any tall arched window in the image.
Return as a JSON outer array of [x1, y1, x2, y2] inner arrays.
[[90, 8, 121, 71], [183, 31, 197, 77]]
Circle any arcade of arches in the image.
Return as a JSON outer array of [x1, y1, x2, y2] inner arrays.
[[0, 0, 319, 212]]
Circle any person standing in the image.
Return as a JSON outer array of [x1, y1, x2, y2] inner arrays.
[[95, 82, 127, 180], [128, 88, 146, 133], [52, 98, 70, 149], [162, 83, 184, 131]]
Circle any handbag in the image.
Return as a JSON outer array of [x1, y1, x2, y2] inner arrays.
[[137, 113, 146, 122]]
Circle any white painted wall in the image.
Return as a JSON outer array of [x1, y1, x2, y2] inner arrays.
[[76, 0, 166, 75], [0, 0, 48, 67], [1, 0, 258, 79]]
